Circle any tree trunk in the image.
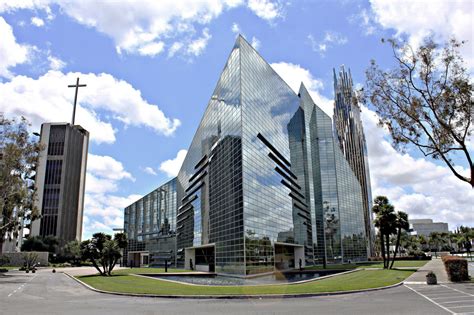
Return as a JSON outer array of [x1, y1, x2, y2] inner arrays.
[[91, 259, 104, 276], [109, 258, 117, 276], [390, 228, 401, 269], [385, 234, 391, 269], [380, 232, 386, 268]]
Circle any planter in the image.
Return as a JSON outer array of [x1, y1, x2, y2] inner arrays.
[[426, 272, 437, 285]]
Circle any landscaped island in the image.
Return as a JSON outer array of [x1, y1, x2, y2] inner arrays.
[[77, 261, 426, 297]]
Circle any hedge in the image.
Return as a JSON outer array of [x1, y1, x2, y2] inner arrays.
[[442, 256, 470, 282]]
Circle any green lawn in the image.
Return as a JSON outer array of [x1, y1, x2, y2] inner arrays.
[[113, 267, 189, 275], [305, 260, 428, 271], [0, 266, 19, 271], [79, 269, 415, 296]]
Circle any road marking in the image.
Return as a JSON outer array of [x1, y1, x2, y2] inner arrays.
[[449, 305, 474, 309], [432, 295, 470, 300], [440, 284, 474, 297], [428, 294, 463, 298], [7, 274, 37, 298], [441, 299, 474, 304], [404, 285, 456, 314]]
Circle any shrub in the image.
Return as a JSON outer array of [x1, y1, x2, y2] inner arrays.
[[442, 256, 470, 282]]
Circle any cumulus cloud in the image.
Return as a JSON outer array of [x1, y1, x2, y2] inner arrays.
[[187, 28, 211, 56], [0, 17, 31, 78], [87, 154, 134, 182], [247, 0, 283, 21], [47, 55, 66, 70], [361, 105, 474, 230], [0, 70, 180, 143], [30, 16, 45, 27], [137, 41, 165, 57], [143, 166, 158, 176], [0, 0, 282, 58], [82, 153, 140, 239], [308, 31, 348, 57], [368, 0, 473, 68], [231, 22, 241, 34], [270, 62, 333, 117], [251, 36, 261, 50], [159, 149, 188, 177]]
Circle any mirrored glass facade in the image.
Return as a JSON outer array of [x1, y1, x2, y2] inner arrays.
[[124, 178, 177, 266], [127, 36, 370, 275]]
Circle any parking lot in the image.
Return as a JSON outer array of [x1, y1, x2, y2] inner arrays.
[[405, 283, 474, 315]]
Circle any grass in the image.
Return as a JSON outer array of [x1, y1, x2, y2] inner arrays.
[[0, 266, 19, 270], [305, 260, 428, 271], [78, 269, 415, 296]]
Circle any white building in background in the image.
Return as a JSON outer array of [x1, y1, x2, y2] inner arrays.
[[410, 219, 449, 237]]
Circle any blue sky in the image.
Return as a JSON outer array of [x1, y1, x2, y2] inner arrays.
[[0, 0, 472, 239]]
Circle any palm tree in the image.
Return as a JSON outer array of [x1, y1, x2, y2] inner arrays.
[[372, 196, 397, 269], [429, 232, 442, 258], [390, 211, 409, 269], [418, 235, 428, 251]]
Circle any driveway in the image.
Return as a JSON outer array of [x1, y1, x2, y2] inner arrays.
[[0, 268, 470, 315]]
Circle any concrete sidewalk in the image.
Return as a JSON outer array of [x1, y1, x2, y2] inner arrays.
[[404, 258, 449, 284]]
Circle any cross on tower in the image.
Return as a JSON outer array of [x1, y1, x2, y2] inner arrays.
[[68, 77, 87, 125]]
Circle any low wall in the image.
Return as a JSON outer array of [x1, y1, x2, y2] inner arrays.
[[0, 252, 49, 267]]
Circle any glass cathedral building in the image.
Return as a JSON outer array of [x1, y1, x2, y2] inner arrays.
[[175, 36, 368, 276], [124, 178, 177, 267], [124, 36, 370, 275]]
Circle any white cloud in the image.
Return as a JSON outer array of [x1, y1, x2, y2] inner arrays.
[[30, 16, 44, 27], [0, 70, 180, 143], [368, 0, 473, 67], [270, 62, 333, 117], [350, 8, 377, 36], [82, 153, 140, 239], [308, 31, 348, 57], [0, 0, 283, 58], [159, 149, 188, 177], [251, 36, 261, 50], [247, 0, 283, 21], [143, 166, 158, 176], [231, 22, 240, 34], [87, 154, 134, 181], [0, 17, 31, 78], [187, 28, 211, 56], [361, 105, 474, 230], [47, 55, 66, 70], [138, 41, 165, 57], [168, 42, 184, 58]]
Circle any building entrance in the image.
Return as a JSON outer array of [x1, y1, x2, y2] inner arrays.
[[185, 244, 215, 272], [274, 243, 304, 270], [128, 251, 149, 267]]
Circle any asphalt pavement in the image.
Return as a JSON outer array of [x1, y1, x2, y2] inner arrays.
[[1, 268, 472, 315]]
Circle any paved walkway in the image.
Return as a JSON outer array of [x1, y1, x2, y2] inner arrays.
[[405, 258, 449, 284]]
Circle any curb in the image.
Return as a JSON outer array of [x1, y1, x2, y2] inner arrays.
[[64, 272, 405, 299]]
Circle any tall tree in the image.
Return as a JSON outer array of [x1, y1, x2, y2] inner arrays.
[[372, 196, 397, 268], [362, 37, 473, 187], [390, 211, 409, 268], [0, 115, 42, 253]]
